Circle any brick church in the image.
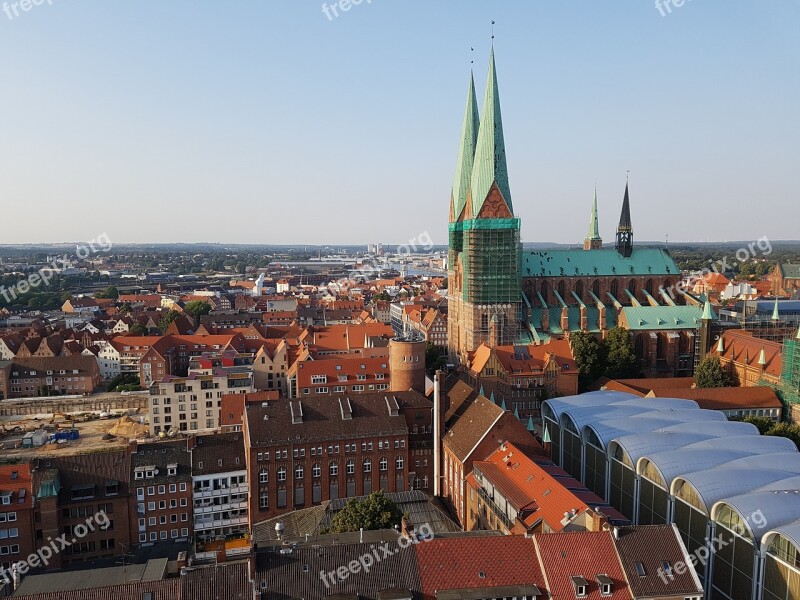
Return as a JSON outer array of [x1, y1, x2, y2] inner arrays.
[[447, 50, 708, 378]]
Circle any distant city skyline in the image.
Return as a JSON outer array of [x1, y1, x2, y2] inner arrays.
[[2, 1, 798, 245]]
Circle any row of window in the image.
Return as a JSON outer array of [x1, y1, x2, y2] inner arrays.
[[144, 499, 188, 511], [256, 439, 406, 462], [136, 483, 187, 498], [261, 458, 404, 482], [139, 528, 188, 543], [139, 513, 188, 526], [0, 513, 17, 523], [303, 384, 389, 394]]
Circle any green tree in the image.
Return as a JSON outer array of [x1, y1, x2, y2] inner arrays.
[[425, 342, 447, 375], [95, 286, 119, 300], [129, 323, 148, 336], [158, 310, 181, 334], [695, 355, 737, 388], [184, 300, 212, 319], [765, 422, 800, 449], [323, 490, 404, 534], [740, 416, 774, 435], [570, 331, 606, 389], [603, 327, 639, 379]]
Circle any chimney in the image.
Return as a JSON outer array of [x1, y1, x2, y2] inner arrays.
[[433, 370, 444, 497]]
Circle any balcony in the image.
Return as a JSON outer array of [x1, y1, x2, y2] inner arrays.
[[193, 483, 248, 498], [193, 501, 248, 514], [194, 516, 249, 530], [477, 487, 514, 530]]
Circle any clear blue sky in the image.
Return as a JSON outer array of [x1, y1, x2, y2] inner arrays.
[[2, 1, 798, 246]]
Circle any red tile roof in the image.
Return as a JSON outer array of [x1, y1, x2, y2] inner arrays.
[[535, 530, 632, 600], [415, 535, 545, 599], [0, 463, 33, 510]]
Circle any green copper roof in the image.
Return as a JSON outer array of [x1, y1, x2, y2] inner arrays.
[[522, 247, 679, 278], [513, 405, 520, 419], [37, 469, 60, 498], [586, 187, 601, 241], [717, 336, 725, 352], [620, 304, 704, 331], [500, 398, 507, 411], [702, 300, 717, 320], [470, 48, 512, 216], [779, 263, 800, 279], [450, 73, 480, 220]]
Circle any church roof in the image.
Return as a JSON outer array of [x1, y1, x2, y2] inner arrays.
[[619, 305, 703, 331], [778, 262, 800, 279], [470, 48, 512, 216], [450, 73, 480, 221], [522, 247, 679, 278]]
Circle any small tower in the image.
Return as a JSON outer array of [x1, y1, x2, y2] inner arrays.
[[698, 300, 717, 363], [583, 186, 602, 250], [615, 180, 633, 258], [389, 335, 426, 394]]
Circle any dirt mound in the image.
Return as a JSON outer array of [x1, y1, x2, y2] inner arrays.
[[107, 416, 148, 439]]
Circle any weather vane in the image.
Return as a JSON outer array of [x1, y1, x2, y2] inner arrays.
[[491, 20, 496, 43]]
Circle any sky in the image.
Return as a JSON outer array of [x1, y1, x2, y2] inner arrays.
[[1, 1, 798, 247]]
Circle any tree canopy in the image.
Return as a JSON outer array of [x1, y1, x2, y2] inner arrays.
[[184, 300, 212, 319], [322, 490, 403, 534], [603, 327, 639, 379], [695, 355, 738, 388]]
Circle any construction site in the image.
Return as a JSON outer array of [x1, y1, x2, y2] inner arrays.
[[0, 408, 149, 461]]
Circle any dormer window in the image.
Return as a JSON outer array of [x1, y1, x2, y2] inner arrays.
[[167, 464, 177, 476], [570, 576, 588, 599], [596, 574, 613, 596]]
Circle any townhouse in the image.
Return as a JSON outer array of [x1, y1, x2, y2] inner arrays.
[[129, 439, 193, 546], [0, 355, 101, 399]]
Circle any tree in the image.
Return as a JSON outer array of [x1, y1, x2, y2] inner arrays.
[[95, 286, 119, 300], [570, 331, 606, 389], [158, 310, 181, 334], [740, 416, 774, 435], [765, 422, 800, 449], [129, 323, 148, 336], [603, 327, 639, 379], [695, 355, 737, 388], [425, 342, 447, 375], [184, 300, 212, 319], [322, 490, 404, 534]]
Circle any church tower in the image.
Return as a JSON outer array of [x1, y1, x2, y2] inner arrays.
[[447, 50, 521, 365], [583, 186, 602, 250], [615, 180, 633, 258]]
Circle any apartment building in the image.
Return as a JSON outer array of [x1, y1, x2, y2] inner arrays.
[[129, 439, 193, 547], [148, 370, 254, 436]]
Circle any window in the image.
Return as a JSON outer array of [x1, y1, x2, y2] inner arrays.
[[277, 467, 286, 482], [380, 458, 388, 471], [312, 463, 321, 478], [179, 482, 187, 492], [346, 460, 355, 475], [395, 457, 404, 470], [295, 465, 304, 479], [330, 463, 338, 476], [260, 470, 268, 484], [363, 459, 372, 473], [635, 562, 647, 577]]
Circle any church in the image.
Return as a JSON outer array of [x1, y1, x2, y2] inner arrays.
[[447, 50, 708, 378]]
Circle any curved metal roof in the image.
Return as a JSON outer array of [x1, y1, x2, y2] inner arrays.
[[761, 521, 800, 555], [608, 421, 757, 463], [672, 468, 800, 515], [542, 391, 637, 421], [719, 453, 800, 473], [752, 475, 800, 493], [558, 398, 701, 432], [588, 410, 724, 450], [712, 490, 800, 546]]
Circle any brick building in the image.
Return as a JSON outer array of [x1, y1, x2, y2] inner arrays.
[[0, 356, 101, 399], [129, 439, 193, 547], [243, 390, 433, 524], [0, 465, 35, 572]]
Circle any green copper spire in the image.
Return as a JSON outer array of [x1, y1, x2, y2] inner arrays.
[[772, 298, 780, 322], [470, 48, 512, 216], [702, 300, 717, 320], [542, 424, 551, 444], [513, 405, 520, 419], [587, 186, 601, 241], [450, 73, 480, 220], [479, 384, 485, 397], [716, 336, 725, 353], [500, 398, 507, 411], [527, 415, 535, 432], [489, 390, 495, 404]]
